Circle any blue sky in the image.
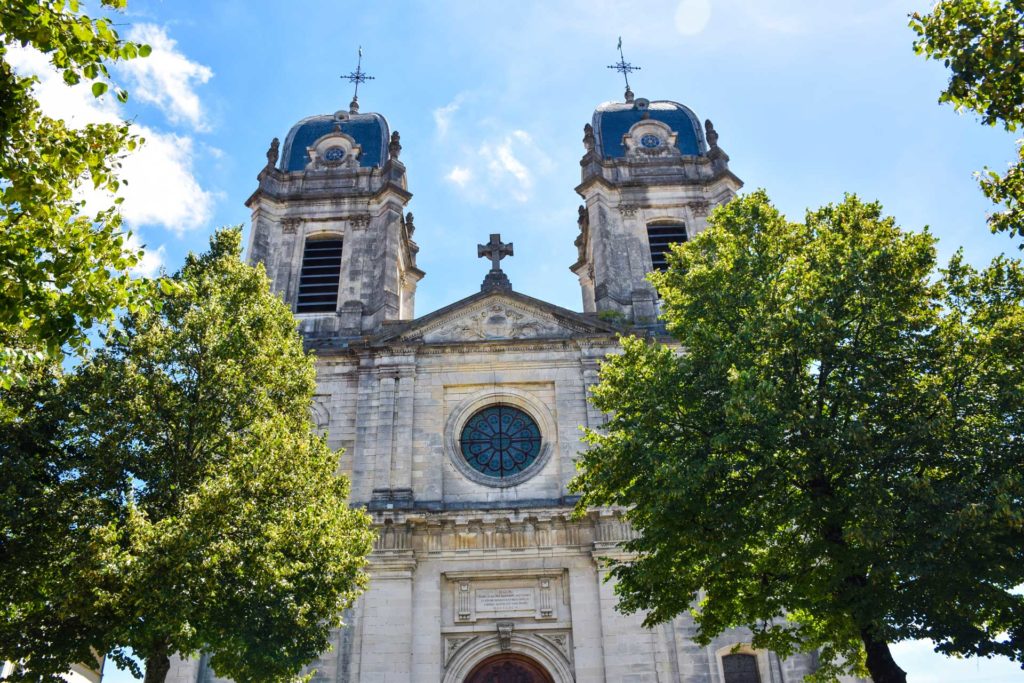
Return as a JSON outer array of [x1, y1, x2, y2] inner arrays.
[[14, 1, 1023, 681]]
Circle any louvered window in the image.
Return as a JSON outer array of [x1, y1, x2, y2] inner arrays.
[[646, 222, 687, 271], [296, 236, 342, 313], [722, 653, 760, 683]]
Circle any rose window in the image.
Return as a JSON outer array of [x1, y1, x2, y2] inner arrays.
[[459, 405, 542, 479]]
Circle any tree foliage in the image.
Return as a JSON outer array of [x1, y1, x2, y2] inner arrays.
[[1, 229, 374, 683], [0, 0, 154, 386], [911, 0, 1024, 241], [571, 191, 1024, 682]]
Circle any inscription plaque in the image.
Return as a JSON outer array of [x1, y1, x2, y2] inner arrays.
[[475, 588, 535, 613]]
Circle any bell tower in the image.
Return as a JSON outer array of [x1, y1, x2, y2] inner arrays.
[[245, 69, 423, 342], [572, 52, 742, 323]]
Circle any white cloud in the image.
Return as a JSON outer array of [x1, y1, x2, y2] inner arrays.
[[675, 0, 712, 35], [121, 24, 213, 131], [434, 98, 462, 138], [439, 114, 552, 205], [125, 233, 166, 278], [118, 127, 215, 233], [482, 132, 534, 202], [7, 42, 215, 234], [446, 166, 473, 187]]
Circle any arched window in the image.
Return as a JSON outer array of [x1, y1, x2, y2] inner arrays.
[[646, 222, 687, 271], [296, 235, 343, 313], [722, 653, 760, 683]]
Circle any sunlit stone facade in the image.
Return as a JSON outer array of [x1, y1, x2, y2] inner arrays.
[[164, 92, 863, 683]]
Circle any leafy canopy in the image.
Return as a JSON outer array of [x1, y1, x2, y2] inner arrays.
[[0, 229, 374, 683], [0, 0, 154, 386], [911, 0, 1024, 241], [572, 191, 1024, 682]]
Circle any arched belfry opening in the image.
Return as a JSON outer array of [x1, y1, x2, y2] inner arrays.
[[464, 653, 555, 683]]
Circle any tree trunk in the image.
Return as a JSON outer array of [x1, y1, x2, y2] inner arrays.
[[860, 628, 907, 683], [144, 649, 171, 683]]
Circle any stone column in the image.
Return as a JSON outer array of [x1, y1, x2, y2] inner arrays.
[[373, 373, 398, 493], [358, 554, 417, 682], [352, 355, 379, 504], [592, 543, 660, 682], [580, 346, 607, 430], [569, 562, 607, 682], [391, 367, 415, 493], [410, 558, 442, 680]]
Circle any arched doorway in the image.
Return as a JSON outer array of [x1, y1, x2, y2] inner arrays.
[[464, 653, 555, 683]]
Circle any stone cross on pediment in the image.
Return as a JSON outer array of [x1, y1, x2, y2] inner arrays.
[[477, 233, 514, 292], [478, 233, 513, 272]]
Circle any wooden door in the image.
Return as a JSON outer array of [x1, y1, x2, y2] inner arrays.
[[464, 654, 555, 683]]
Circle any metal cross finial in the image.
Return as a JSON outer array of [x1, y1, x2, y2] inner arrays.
[[607, 36, 640, 95], [342, 46, 375, 110], [478, 233, 513, 272]]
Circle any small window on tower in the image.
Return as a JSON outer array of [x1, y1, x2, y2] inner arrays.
[[722, 653, 760, 683], [646, 222, 687, 271], [296, 235, 343, 313]]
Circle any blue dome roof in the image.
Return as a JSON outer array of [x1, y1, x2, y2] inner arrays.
[[279, 111, 390, 171], [592, 99, 706, 158]]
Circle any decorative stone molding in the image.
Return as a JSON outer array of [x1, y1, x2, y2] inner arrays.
[[265, 137, 279, 169], [457, 581, 472, 622], [424, 302, 561, 343], [592, 510, 640, 545], [687, 200, 711, 217], [373, 520, 411, 551], [497, 622, 514, 651], [305, 130, 362, 170], [582, 123, 595, 152], [389, 130, 402, 160], [281, 217, 302, 234], [310, 398, 329, 433], [537, 632, 571, 660], [440, 631, 576, 683], [443, 568, 566, 626], [444, 636, 477, 666], [384, 294, 614, 345], [348, 214, 372, 230], [624, 119, 681, 158], [705, 118, 719, 148], [538, 578, 554, 618], [618, 204, 639, 217]]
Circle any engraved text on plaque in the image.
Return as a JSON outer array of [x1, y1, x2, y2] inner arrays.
[[475, 588, 535, 613]]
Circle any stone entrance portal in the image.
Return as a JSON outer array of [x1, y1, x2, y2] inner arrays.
[[463, 654, 555, 683]]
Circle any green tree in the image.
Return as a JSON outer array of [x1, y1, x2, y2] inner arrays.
[[0, 229, 374, 683], [0, 360, 115, 681], [911, 0, 1024, 241], [571, 191, 1024, 683], [0, 0, 154, 387]]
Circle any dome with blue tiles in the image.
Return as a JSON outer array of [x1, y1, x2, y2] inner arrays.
[[278, 109, 390, 172], [592, 96, 707, 159]]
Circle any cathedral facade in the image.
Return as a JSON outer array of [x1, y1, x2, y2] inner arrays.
[[165, 86, 840, 683]]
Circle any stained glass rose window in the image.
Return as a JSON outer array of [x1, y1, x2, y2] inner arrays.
[[459, 405, 542, 479]]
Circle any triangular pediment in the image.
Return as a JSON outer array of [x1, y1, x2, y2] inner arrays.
[[375, 290, 618, 344]]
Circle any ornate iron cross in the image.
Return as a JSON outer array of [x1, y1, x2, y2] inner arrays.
[[607, 36, 640, 91], [478, 233, 513, 272], [342, 46, 375, 105]]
